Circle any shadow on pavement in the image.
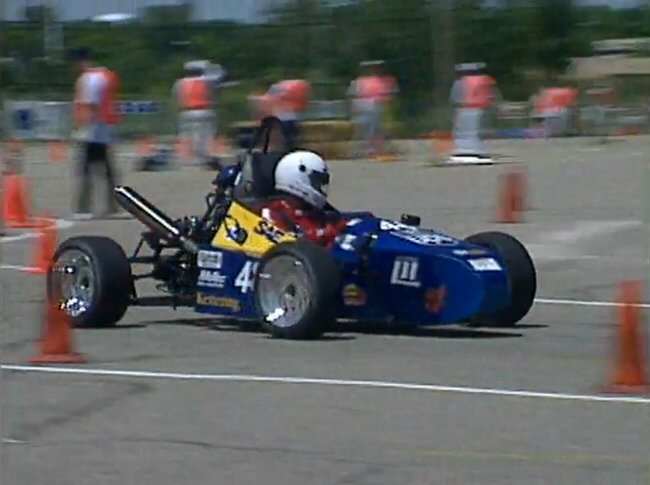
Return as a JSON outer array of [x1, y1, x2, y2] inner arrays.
[[136, 318, 525, 340]]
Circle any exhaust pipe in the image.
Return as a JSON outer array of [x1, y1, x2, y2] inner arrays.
[[114, 186, 198, 253]]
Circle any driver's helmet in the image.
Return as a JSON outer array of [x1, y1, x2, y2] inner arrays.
[[274, 150, 330, 209]]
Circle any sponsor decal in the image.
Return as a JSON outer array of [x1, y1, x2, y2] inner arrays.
[[197, 269, 227, 289], [196, 293, 241, 312], [425, 286, 447, 314], [379, 220, 414, 232], [392, 231, 458, 247], [223, 215, 248, 245], [197, 250, 223, 269], [453, 248, 488, 257], [380, 220, 458, 247], [336, 234, 358, 251], [254, 219, 287, 244], [342, 284, 366, 306], [390, 257, 421, 288], [468, 258, 502, 271]]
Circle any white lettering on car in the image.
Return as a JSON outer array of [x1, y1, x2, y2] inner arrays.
[[390, 257, 421, 288], [379, 220, 458, 246]]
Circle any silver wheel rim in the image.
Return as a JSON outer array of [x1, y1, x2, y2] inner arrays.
[[257, 255, 313, 328], [51, 249, 96, 318]]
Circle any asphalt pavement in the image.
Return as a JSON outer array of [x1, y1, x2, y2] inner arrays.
[[1, 136, 649, 484]]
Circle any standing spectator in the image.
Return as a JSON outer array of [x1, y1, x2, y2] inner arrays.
[[449, 62, 499, 161], [347, 60, 398, 158], [68, 47, 121, 219], [266, 79, 311, 150], [530, 87, 579, 137], [172, 60, 227, 167]]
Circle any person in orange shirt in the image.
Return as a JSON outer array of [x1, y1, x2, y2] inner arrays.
[[265, 79, 311, 150], [348, 60, 398, 158], [449, 63, 499, 162], [530, 87, 578, 137], [67, 46, 122, 219], [172, 60, 226, 167]]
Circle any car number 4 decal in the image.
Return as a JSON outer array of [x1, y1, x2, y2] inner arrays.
[[234, 261, 260, 294]]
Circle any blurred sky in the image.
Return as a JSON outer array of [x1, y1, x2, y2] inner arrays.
[[579, 0, 645, 6]]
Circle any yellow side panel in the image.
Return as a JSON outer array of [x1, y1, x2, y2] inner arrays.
[[211, 201, 298, 257]]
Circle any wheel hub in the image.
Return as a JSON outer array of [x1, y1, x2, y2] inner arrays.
[[257, 256, 312, 328], [51, 249, 96, 318]]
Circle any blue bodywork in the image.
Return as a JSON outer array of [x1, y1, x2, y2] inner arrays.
[[194, 211, 512, 328]]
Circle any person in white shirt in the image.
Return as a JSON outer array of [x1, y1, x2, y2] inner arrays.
[[68, 47, 121, 218]]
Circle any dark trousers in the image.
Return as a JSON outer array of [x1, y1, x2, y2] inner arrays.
[[76, 142, 119, 214], [280, 120, 299, 151]]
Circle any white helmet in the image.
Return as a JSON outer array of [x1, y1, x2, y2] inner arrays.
[[274, 151, 330, 209]]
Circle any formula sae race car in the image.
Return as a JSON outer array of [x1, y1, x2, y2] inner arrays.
[[47, 117, 537, 339]]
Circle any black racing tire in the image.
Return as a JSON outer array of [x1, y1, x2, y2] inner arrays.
[[47, 236, 133, 328], [254, 240, 341, 340], [465, 231, 536, 327]]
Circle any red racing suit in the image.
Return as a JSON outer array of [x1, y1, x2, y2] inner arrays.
[[253, 195, 348, 247]]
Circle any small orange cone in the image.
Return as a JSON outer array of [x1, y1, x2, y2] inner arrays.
[[513, 164, 532, 211], [47, 140, 68, 164], [23, 218, 58, 274], [496, 168, 525, 223], [374, 152, 398, 163], [511, 167, 526, 214], [30, 302, 86, 364], [430, 131, 453, 156], [136, 136, 155, 157], [211, 135, 229, 158], [603, 280, 649, 394], [1, 173, 41, 228]]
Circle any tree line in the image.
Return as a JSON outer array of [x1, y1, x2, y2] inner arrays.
[[2, 0, 650, 129]]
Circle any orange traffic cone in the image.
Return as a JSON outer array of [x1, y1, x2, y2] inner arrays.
[[513, 164, 532, 211], [603, 280, 649, 394], [136, 136, 156, 157], [23, 219, 58, 274], [430, 131, 453, 156], [30, 301, 86, 364], [374, 152, 398, 163], [496, 169, 525, 223], [211, 135, 229, 158], [1, 173, 41, 228]]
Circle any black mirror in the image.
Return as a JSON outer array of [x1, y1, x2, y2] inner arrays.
[[400, 214, 421, 226]]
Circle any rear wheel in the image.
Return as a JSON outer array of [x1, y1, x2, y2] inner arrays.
[[47, 236, 133, 328], [254, 240, 341, 339], [465, 231, 536, 327]]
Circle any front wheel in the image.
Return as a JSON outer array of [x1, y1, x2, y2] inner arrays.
[[465, 231, 536, 327], [47, 236, 133, 328], [254, 240, 341, 339]]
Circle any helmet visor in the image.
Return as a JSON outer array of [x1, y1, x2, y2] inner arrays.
[[309, 170, 330, 195]]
